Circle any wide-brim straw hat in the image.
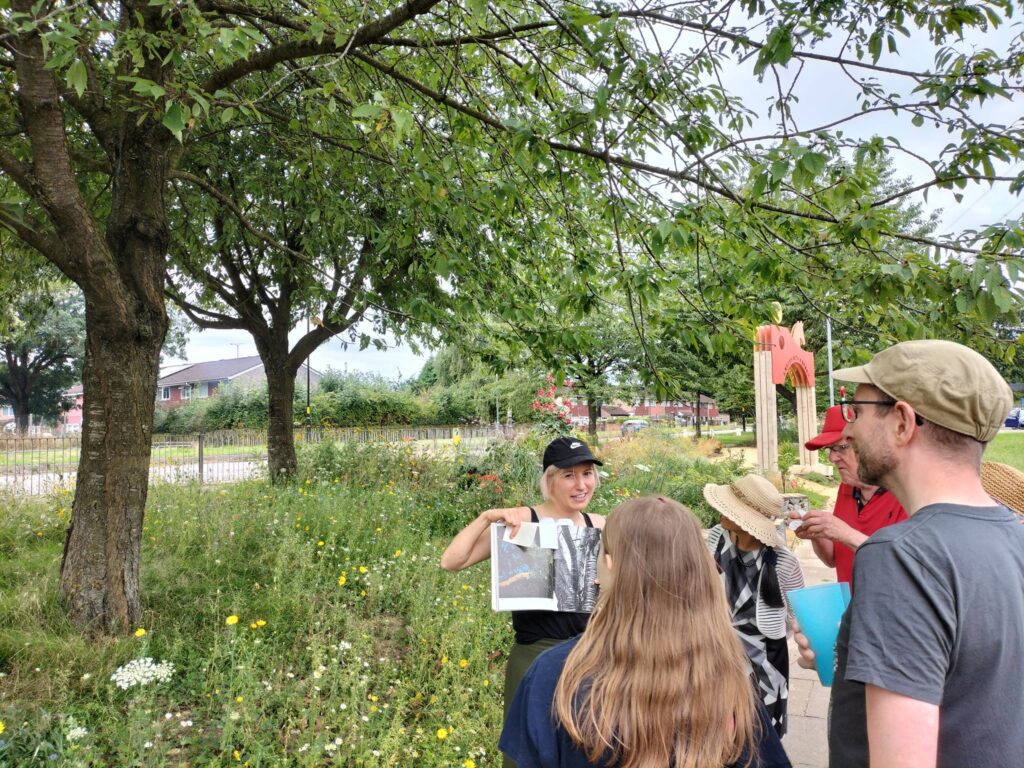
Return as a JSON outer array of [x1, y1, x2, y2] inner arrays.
[[981, 461, 1024, 515], [703, 473, 785, 548]]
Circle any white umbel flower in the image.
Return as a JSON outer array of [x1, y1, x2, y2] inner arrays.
[[110, 658, 175, 690]]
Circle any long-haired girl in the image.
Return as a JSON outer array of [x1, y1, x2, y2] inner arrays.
[[499, 495, 791, 768]]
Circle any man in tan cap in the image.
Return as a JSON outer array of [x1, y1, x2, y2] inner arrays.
[[801, 339, 1023, 768]]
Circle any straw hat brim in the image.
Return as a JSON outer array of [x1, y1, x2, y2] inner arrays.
[[703, 483, 784, 548], [981, 461, 1024, 516]]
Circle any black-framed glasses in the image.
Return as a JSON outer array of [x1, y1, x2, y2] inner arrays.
[[837, 397, 897, 423]]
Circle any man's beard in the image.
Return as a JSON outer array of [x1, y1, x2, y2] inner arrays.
[[855, 441, 896, 487]]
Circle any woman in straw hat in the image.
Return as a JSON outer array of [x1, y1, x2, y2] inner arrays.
[[704, 473, 805, 737], [499, 496, 791, 768]]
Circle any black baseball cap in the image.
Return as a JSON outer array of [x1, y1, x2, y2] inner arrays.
[[542, 437, 603, 470]]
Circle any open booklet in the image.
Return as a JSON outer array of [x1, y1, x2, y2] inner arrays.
[[490, 520, 601, 612]]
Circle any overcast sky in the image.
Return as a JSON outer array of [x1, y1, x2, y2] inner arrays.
[[166, 324, 428, 380]]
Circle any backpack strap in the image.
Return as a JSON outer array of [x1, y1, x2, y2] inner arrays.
[[528, 506, 539, 523]]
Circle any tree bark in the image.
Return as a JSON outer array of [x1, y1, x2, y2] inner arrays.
[[262, 354, 299, 481], [587, 397, 600, 442], [14, 408, 30, 435], [9, 0, 172, 633], [61, 312, 164, 632]]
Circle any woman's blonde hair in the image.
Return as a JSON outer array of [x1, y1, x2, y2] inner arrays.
[[553, 496, 757, 768], [539, 462, 600, 501]]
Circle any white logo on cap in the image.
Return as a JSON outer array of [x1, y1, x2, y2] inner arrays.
[[570, 442, 582, 449]]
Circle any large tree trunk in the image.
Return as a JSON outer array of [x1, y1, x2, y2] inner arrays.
[[56, 119, 171, 632], [263, 349, 299, 482], [14, 406, 30, 435], [61, 314, 164, 632], [10, 0, 172, 632]]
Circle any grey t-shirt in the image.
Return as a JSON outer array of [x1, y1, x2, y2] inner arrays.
[[829, 502, 1024, 768]]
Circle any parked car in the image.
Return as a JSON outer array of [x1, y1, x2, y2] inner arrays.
[[570, 416, 590, 427], [1006, 407, 1023, 429], [620, 419, 650, 435]]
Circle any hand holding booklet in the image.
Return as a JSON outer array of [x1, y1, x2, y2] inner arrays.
[[490, 520, 601, 613]]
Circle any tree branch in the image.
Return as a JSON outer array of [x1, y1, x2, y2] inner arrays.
[[201, 0, 445, 93]]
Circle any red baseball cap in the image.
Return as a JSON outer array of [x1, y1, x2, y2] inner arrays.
[[805, 405, 846, 450]]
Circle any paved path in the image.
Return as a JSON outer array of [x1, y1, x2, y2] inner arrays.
[[782, 537, 836, 768]]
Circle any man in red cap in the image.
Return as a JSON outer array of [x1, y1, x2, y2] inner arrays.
[[790, 405, 907, 587]]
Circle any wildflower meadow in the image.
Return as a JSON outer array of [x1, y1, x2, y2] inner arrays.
[[0, 431, 742, 766]]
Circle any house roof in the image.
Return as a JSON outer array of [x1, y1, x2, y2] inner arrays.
[[158, 356, 264, 386], [603, 405, 631, 417], [159, 363, 191, 378]]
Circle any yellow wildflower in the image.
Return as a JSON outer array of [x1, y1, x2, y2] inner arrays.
[[134, 628, 147, 637], [226, 615, 239, 625], [256, 619, 266, 627], [236, 696, 244, 703], [338, 575, 347, 586], [317, 540, 325, 547], [0, 721, 5, 735], [436, 727, 448, 740], [459, 658, 468, 669], [233, 749, 241, 761], [394, 549, 403, 557], [358, 566, 368, 574], [465, 761, 477, 768]]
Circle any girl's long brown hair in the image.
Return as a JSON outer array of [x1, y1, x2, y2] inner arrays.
[[553, 496, 757, 768]]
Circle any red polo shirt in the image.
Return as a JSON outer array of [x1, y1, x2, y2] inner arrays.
[[833, 483, 908, 586]]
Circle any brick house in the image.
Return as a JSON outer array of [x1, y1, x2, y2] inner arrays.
[[156, 355, 321, 406]]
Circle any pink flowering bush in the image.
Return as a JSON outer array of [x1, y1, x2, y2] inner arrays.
[[529, 374, 574, 436]]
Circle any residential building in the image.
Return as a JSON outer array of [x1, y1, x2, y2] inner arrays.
[[156, 355, 322, 406]]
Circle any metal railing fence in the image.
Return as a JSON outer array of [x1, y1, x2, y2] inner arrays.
[[0, 424, 528, 497]]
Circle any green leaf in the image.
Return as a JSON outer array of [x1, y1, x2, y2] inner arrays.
[[800, 151, 826, 175], [351, 103, 383, 119], [770, 159, 789, 182], [66, 59, 87, 98], [162, 102, 185, 141], [392, 109, 413, 137]]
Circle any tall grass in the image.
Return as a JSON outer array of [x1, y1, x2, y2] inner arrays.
[[0, 434, 743, 766]]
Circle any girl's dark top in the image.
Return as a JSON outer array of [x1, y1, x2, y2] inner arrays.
[[511, 508, 595, 645], [499, 636, 792, 768]]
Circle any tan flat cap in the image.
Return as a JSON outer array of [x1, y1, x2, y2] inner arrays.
[[833, 340, 1012, 442]]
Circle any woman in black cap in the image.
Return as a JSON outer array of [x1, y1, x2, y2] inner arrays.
[[441, 436, 604, 768]]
